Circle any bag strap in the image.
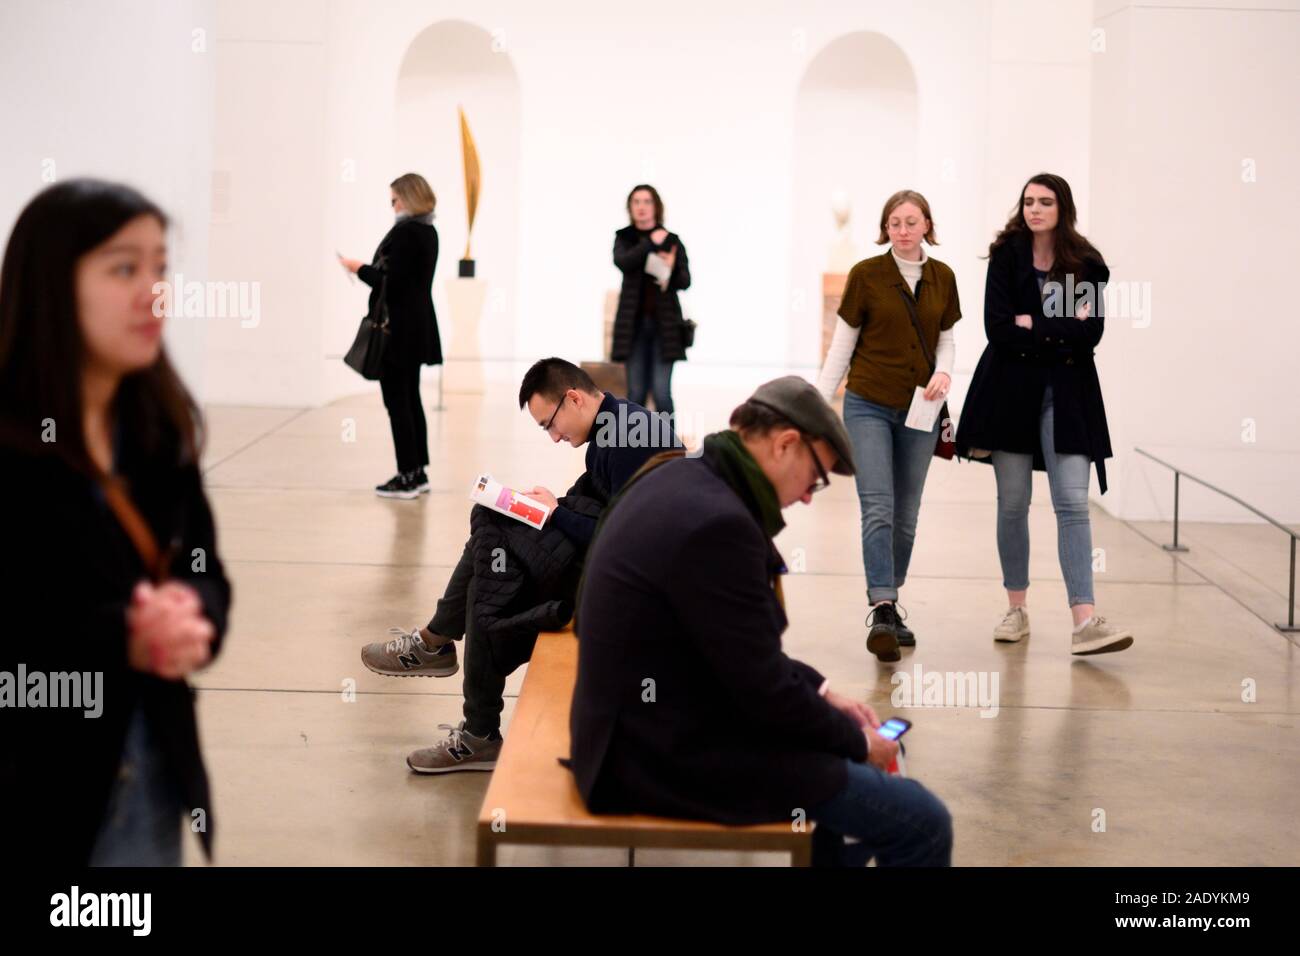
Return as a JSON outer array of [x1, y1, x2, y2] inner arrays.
[[97, 472, 170, 583], [895, 286, 937, 376]]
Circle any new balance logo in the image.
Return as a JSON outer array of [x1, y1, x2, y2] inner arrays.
[[448, 744, 473, 761], [398, 652, 422, 670]]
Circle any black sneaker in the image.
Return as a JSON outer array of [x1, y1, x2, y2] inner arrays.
[[894, 605, 915, 647], [866, 603, 902, 662], [375, 473, 420, 499], [413, 469, 430, 494]]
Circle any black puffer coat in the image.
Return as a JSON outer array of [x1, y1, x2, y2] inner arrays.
[[609, 224, 691, 363], [468, 472, 606, 673]]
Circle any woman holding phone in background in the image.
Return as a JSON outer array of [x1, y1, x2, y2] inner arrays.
[[339, 172, 442, 500]]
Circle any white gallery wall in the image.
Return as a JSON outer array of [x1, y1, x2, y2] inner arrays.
[[215, 0, 1096, 400], [1089, 0, 1300, 522], [0, 0, 217, 397], [2, 1, 1296, 523]]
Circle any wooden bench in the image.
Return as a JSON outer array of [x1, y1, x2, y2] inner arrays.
[[476, 631, 812, 866]]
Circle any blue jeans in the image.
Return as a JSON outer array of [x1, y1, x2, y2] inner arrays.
[[88, 706, 184, 867], [624, 318, 674, 416], [808, 759, 953, 866], [843, 390, 939, 604], [991, 386, 1095, 606]]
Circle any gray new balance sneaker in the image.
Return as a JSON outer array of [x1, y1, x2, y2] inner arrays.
[[361, 627, 458, 677], [1070, 615, 1134, 655], [407, 721, 502, 774]]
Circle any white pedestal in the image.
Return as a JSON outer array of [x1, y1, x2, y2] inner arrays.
[[445, 277, 487, 393]]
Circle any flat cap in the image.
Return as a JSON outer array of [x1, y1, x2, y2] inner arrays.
[[747, 376, 855, 476]]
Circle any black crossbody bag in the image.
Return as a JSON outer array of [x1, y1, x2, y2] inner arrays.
[[896, 286, 956, 460]]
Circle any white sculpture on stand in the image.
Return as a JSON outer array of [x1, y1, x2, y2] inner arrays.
[[828, 188, 859, 273]]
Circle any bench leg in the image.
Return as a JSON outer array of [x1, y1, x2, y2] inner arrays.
[[476, 828, 497, 867], [791, 839, 812, 867]]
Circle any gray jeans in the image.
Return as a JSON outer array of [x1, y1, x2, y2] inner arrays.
[[990, 387, 1095, 607]]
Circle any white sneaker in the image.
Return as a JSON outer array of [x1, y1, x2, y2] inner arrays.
[[993, 606, 1030, 643], [1071, 615, 1134, 655]]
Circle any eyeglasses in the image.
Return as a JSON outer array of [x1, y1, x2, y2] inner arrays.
[[542, 395, 565, 433], [801, 434, 831, 494]]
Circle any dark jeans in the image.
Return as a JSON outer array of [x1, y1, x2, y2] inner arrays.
[[808, 759, 953, 866], [379, 362, 428, 474], [88, 706, 184, 867], [427, 543, 506, 737], [624, 318, 675, 416]]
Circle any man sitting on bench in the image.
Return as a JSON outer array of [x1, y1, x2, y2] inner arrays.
[[360, 358, 679, 773], [569, 376, 953, 866]]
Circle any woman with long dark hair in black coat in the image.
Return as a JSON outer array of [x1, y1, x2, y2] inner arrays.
[[339, 172, 443, 499], [956, 173, 1133, 656], [609, 184, 691, 418], [0, 179, 232, 866]]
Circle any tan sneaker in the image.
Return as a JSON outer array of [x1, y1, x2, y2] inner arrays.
[[407, 721, 502, 774], [1070, 615, 1134, 656], [993, 606, 1030, 643]]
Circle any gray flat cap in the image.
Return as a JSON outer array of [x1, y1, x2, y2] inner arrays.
[[747, 376, 856, 476]]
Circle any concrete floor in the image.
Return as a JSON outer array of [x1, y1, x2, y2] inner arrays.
[[185, 384, 1300, 866]]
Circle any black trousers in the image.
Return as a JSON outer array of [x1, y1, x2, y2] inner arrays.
[[427, 543, 507, 738], [379, 362, 428, 474]]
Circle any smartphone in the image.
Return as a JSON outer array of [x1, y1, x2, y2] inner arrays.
[[875, 717, 912, 741]]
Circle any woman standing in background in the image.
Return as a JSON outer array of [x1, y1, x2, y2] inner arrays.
[[956, 172, 1133, 656], [610, 184, 691, 418], [817, 189, 960, 663], [340, 172, 442, 499]]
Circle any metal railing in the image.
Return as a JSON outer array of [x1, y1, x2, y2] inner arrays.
[[1135, 447, 1298, 633]]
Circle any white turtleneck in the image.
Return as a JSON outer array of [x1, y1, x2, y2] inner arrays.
[[817, 246, 956, 400]]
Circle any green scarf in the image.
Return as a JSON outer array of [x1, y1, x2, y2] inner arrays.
[[570, 430, 785, 633], [701, 429, 785, 540]]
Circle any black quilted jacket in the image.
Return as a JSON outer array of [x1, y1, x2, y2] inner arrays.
[[468, 471, 606, 673]]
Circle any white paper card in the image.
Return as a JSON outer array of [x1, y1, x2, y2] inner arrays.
[[904, 386, 942, 432], [644, 251, 671, 290]]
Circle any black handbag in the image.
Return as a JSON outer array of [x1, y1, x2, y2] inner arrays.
[[896, 287, 955, 460], [679, 315, 697, 349], [344, 266, 389, 380]]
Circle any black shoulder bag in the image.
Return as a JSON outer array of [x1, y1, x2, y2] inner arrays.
[[344, 257, 390, 380], [896, 287, 956, 460]]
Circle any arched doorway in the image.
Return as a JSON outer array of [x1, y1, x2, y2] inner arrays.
[[789, 32, 919, 366], [395, 21, 521, 369]]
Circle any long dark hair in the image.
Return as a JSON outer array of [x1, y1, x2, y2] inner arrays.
[[0, 178, 202, 475], [988, 173, 1103, 279], [625, 184, 664, 227]]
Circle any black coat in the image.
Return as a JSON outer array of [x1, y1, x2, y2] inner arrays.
[[955, 231, 1114, 492], [358, 218, 442, 368], [610, 224, 691, 363], [569, 454, 868, 825], [0, 433, 231, 866], [467, 473, 606, 674]]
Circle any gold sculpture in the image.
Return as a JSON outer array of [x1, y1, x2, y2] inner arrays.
[[458, 106, 480, 277]]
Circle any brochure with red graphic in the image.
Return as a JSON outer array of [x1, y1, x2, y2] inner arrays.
[[469, 474, 550, 530]]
